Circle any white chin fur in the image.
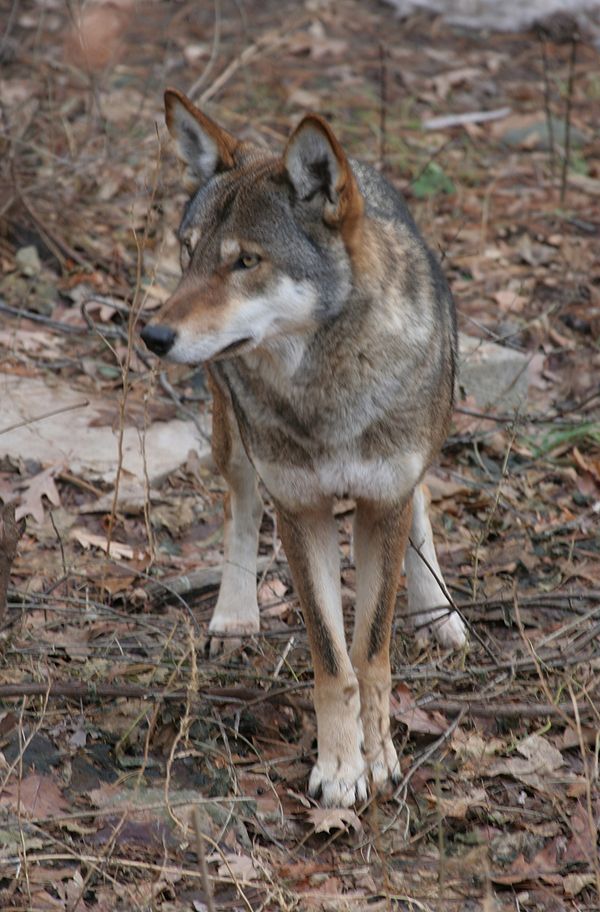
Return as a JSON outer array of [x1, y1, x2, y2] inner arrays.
[[167, 333, 255, 364], [167, 276, 318, 365]]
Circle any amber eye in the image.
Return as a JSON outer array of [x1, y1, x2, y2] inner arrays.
[[236, 253, 261, 270]]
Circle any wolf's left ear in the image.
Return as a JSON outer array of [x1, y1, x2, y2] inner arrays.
[[164, 88, 238, 194], [284, 115, 362, 226]]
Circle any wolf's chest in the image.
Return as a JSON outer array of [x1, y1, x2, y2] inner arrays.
[[253, 449, 425, 509]]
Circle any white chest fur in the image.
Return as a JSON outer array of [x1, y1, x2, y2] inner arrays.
[[254, 449, 425, 509]]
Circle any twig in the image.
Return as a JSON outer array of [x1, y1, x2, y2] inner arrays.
[[408, 537, 498, 663], [538, 32, 556, 179], [0, 399, 89, 436], [417, 696, 594, 720], [187, 0, 222, 100], [378, 42, 387, 174], [193, 807, 217, 912], [560, 31, 578, 205], [0, 299, 85, 335], [198, 22, 304, 105]]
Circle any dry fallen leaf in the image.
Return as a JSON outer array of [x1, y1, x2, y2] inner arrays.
[[428, 787, 488, 819], [563, 872, 595, 897], [16, 465, 61, 524], [70, 527, 144, 560], [1, 773, 69, 818], [390, 683, 447, 735], [216, 852, 261, 881], [306, 806, 362, 834], [488, 733, 565, 791]]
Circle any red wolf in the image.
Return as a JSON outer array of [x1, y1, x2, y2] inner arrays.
[[141, 89, 466, 806]]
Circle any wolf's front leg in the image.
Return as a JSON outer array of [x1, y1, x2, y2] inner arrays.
[[209, 378, 263, 644], [276, 501, 367, 808], [350, 497, 413, 790], [404, 485, 466, 648]]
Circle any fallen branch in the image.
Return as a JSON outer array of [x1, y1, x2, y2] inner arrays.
[[417, 697, 593, 720], [0, 680, 593, 721], [145, 555, 275, 601]]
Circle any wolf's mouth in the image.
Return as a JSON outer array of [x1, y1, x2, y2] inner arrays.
[[210, 336, 254, 361]]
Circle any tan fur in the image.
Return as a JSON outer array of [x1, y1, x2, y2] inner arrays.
[[141, 91, 467, 806]]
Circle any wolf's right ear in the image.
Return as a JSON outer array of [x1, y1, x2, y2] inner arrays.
[[164, 89, 238, 194]]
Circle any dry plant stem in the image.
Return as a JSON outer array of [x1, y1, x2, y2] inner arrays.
[[560, 34, 578, 206], [471, 420, 517, 599], [378, 42, 388, 174], [4, 852, 251, 889], [193, 807, 217, 912], [187, 0, 221, 99], [164, 622, 198, 832], [362, 709, 467, 844], [0, 399, 89, 435], [198, 19, 307, 105], [408, 537, 497, 662], [539, 34, 556, 178], [0, 503, 23, 622], [68, 813, 128, 912], [105, 137, 161, 572], [567, 681, 600, 896]]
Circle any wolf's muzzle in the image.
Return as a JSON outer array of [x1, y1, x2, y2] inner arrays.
[[141, 324, 176, 357]]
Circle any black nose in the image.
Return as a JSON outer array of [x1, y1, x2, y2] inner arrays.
[[141, 324, 176, 357]]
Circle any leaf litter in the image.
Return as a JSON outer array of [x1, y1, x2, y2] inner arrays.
[[0, 0, 600, 909]]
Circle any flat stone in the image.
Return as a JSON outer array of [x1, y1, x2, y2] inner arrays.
[[457, 333, 530, 411], [0, 373, 209, 508]]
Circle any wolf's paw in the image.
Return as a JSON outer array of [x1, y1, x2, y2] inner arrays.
[[207, 609, 260, 657], [415, 607, 466, 649], [368, 736, 401, 789], [308, 759, 368, 808]]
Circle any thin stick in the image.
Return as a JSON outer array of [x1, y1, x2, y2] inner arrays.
[[378, 42, 388, 174], [560, 32, 578, 205], [0, 400, 89, 436], [539, 33, 556, 179], [408, 537, 498, 663], [193, 807, 217, 912]]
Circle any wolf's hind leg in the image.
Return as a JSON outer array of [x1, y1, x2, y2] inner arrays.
[[404, 484, 466, 648], [350, 497, 412, 790], [208, 378, 263, 641]]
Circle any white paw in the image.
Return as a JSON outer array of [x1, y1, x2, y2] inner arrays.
[[309, 760, 368, 808], [208, 614, 260, 637], [368, 736, 401, 789], [207, 605, 259, 657], [415, 606, 467, 649]]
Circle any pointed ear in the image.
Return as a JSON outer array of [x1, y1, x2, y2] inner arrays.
[[284, 114, 362, 226], [164, 88, 239, 194]]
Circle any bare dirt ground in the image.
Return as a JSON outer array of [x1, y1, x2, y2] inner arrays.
[[1, 1, 600, 910]]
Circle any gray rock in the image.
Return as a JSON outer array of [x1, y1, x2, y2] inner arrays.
[[457, 333, 530, 411]]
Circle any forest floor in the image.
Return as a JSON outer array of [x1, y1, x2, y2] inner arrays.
[[1, 1, 600, 910]]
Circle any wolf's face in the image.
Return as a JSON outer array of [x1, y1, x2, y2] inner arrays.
[[141, 90, 363, 365]]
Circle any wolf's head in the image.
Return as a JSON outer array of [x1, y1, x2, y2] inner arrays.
[[141, 89, 363, 364]]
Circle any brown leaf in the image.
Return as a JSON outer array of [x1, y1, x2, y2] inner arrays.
[[306, 806, 362, 834], [70, 527, 144, 561], [563, 873, 595, 897], [16, 465, 61, 524], [428, 787, 487, 819], [390, 684, 447, 735], [488, 733, 566, 791], [1, 773, 69, 818], [215, 852, 261, 881]]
